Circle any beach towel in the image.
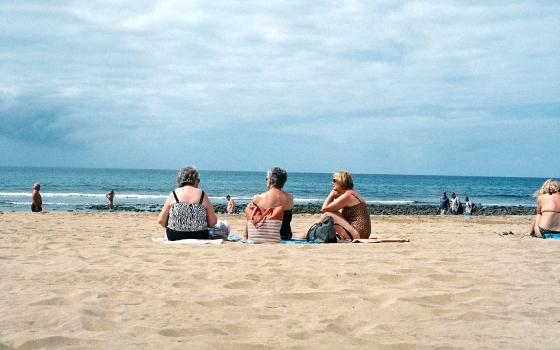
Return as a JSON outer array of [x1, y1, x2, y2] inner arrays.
[[352, 238, 410, 243], [152, 237, 223, 244], [246, 202, 284, 243], [281, 238, 320, 244]]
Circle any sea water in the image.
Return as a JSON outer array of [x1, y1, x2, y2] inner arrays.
[[0, 166, 544, 212]]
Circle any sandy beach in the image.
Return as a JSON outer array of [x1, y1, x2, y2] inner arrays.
[[1, 212, 558, 349]]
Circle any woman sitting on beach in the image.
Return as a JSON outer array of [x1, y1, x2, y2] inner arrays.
[[530, 178, 560, 239], [158, 166, 218, 241], [319, 170, 371, 240], [246, 167, 294, 241]]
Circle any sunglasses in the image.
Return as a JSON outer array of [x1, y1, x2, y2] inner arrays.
[[332, 179, 337, 183]]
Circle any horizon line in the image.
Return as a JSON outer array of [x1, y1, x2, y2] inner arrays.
[[0, 165, 549, 180]]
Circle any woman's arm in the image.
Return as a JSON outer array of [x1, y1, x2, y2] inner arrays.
[[322, 191, 351, 213], [533, 196, 543, 237], [204, 193, 218, 227], [157, 194, 173, 228]]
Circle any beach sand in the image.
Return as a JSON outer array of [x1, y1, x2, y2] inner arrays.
[[0, 212, 558, 349]]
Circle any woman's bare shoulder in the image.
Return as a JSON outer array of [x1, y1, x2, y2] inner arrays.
[[252, 193, 264, 203]]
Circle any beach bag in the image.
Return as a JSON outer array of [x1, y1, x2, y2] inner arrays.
[[245, 202, 284, 243], [209, 220, 230, 239], [306, 216, 337, 243]]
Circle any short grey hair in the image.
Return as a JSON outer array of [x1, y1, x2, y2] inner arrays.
[[268, 167, 288, 189], [177, 166, 199, 187]]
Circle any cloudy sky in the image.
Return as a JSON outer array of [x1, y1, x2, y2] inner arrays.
[[1, 1, 559, 177]]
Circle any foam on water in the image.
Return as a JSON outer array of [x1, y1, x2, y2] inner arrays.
[[0, 167, 543, 211]]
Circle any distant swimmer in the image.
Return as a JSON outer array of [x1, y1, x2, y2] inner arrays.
[[106, 190, 115, 210], [31, 183, 42, 212], [226, 194, 235, 214]]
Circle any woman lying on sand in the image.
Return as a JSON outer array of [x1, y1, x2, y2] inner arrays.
[[529, 178, 560, 239], [318, 170, 371, 240]]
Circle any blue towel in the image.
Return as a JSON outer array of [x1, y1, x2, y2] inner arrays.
[[228, 235, 319, 244], [281, 239, 319, 244]]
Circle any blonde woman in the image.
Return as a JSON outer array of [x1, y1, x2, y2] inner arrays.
[[530, 178, 560, 239], [320, 171, 371, 240]]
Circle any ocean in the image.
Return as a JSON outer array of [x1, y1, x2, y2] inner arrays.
[[0, 166, 544, 212]]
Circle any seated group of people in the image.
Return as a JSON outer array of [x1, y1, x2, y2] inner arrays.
[[157, 166, 560, 241], [157, 166, 372, 242]]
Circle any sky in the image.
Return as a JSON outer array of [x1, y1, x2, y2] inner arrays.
[[0, 1, 559, 177]]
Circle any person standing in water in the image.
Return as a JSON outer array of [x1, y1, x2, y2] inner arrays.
[[31, 183, 42, 212], [106, 190, 115, 210], [226, 194, 235, 214]]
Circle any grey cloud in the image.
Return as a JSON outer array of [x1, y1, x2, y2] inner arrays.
[[0, 1, 558, 175], [0, 95, 80, 147]]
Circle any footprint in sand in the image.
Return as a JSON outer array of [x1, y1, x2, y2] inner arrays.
[[324, 323, 349, 335], [287, 331, 312, 340], [427, 273, 459, 282], [30, 297, 69, 306], [80, 316, 116, 332], [456, 311, 506, 321], [16, 336, 95, 350], [361, 296, 397, 308], [376, 273, 412, 284], [196, 295, 246, 307], [79, 307, 118, 332], [245, 273, 261, 282], [256, 314, 281, 320], [159, 327, 227, 337], [401, 293, 456, 306], [171, 281, 194, 289], [223, 280, 255, 289]]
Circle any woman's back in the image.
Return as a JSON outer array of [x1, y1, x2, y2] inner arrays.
[[254, 188, 294, 210], [538, 193, 560, 230], [253, 188, 294, 240], [167, 187, 207, 232]]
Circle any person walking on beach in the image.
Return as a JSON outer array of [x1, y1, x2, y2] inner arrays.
[[226, 194, 235, 214], [450, 192, 461, 215], [106, 190, 115, 211], [439, 192, 450, 215], [31, 183, 42, 212], [464, 196, 473, 215]]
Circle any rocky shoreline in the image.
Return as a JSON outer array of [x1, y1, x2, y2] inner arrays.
[[76, 203, 535, 215], [217, 203, 536, 216]]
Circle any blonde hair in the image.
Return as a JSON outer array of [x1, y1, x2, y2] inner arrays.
[[333, 171, 354, 190], [534, 178, 559, 197]]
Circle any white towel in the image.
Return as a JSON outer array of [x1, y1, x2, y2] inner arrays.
[[152, 237, 223, 244]]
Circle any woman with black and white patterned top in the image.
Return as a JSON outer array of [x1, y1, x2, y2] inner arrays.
[[158, 166, 218, 240]]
